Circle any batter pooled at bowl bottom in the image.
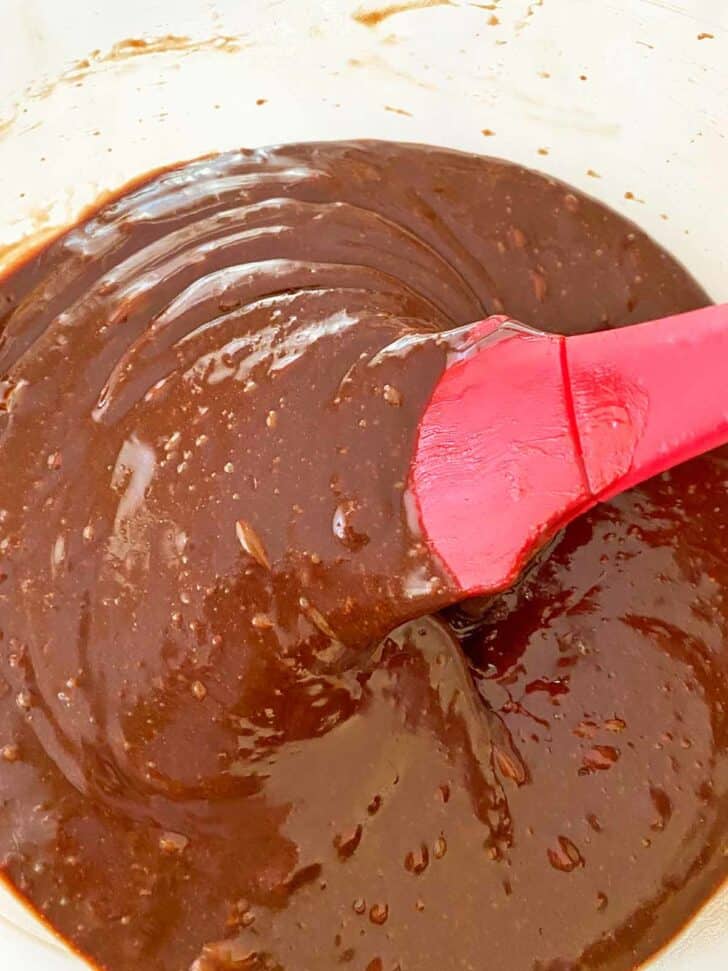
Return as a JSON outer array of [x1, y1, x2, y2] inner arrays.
[[0, 141, 726, 971]]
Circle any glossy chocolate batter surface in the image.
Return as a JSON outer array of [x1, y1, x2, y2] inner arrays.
[[0, 141, 725, 971]]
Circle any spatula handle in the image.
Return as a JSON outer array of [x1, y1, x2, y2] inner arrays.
[[566, 303, 728, 500]]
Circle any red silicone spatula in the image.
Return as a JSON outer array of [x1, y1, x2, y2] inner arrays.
[[410, 303, 728, 597]]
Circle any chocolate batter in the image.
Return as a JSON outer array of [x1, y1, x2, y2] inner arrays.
[[0, 141, 725, 971]]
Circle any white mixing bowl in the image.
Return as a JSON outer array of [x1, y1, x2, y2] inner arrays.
[[0, 0, 726, 967]]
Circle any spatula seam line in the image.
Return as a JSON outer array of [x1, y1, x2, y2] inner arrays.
[[559, 336, 592, 500]]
